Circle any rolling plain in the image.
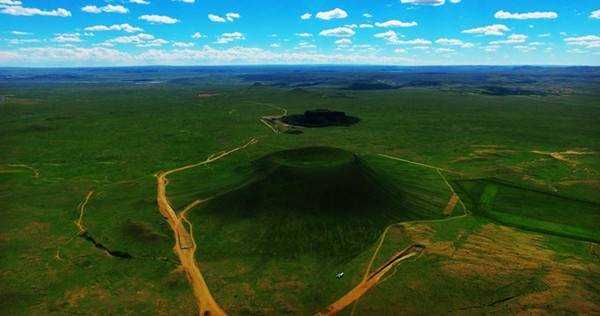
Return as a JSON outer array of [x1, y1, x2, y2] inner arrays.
[[1, 66, 599, 314]]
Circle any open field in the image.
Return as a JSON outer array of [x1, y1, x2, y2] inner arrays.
[[1, 66, 599, 314]]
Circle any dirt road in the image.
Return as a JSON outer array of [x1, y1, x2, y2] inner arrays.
[[155, 138, 257, 316], [319, 245, 424, 315], [75, 191, 94, 234]]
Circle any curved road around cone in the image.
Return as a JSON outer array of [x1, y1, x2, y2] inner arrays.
[[318, 245, 424, 316], [155, 138, 258, 316]]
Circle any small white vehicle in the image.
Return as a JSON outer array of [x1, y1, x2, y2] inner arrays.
[[336, 272, 344, 279]]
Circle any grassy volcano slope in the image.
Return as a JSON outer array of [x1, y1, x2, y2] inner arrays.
[[197, 147, 413, 259], [175, 146, 463, 312], [454, 179, 600, 242]]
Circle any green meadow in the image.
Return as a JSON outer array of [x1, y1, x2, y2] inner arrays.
[[1, 78, 599, 314]]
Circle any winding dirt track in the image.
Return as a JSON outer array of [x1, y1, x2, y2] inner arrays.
[[75, 191, 94, 234], [5, 164, 40, 178], [319, 245, 424, 316], [155, 138, 257, 316]]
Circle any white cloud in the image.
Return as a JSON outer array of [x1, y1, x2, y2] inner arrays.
[[192, 32, 203, 39], [462, 24, 510, 36], [435, 38, 473, 48], [208, 14, 225, 22], [295, 32, 312, 37], [375, 30, 431, 46], [106, 33, 168, 47], [490, 34, 528, 45], [564, 35, 600, 49], [130, 0, 150, 4], [494, 10, 558, 20], [539, 33, 551, 37], [590, 10, 600, 19], [11, 30, 31, 35], [173, 0, 195, 3], [0, 45, 420, 66], [173, 42, 194, 48], [316, 8, 348, 20], [436, 48, 455, 53], [84, 24, 143, 33], [53, 33, 82, 43], [394, 48, 406, 53], [1, 5, 70, 17], [82, 5, 128, 14], [335, 38, 352, 46], [374, 30, 400, 43], [0, 0, 22, 5], [295, 41, 316, 49], [300, 12, 311, 20], [359, 24, 373, 29], [319, 27, 355, 37], [226, 12, 240, 22], [515, 45, 536, 53], [270, 43, 280, 48], [209, 13, 239, 23], [139, 15, 179, 24], [375, 20, 417, 28], [401, 0, 445, 6], [216, 32, 245, 44], [363, 13, 373, 18]]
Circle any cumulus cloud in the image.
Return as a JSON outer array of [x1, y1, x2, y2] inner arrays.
[[375, 30, 431, 46], [226, 12, 240, 22], [173, 42, 194, 48], [316, 8, 348, 20], [173, 0, 195, 3], [130, 0, 150, 4], [335, 38, 352, 46], [139, 15, 179, 24], [359, 24, 373, 29], [590, 9, 600, 19], [494, 10, 558, 20], [1, 5, 70, 17], [11, 30, 31, 35], [84, 24, 143, 33], [400, 0, 444, 6], [564, 35, 600, 49], [319, 27, 355, 37], [209, 13, 239, 23], [435, 38, 473, 48], [490, 34, 528, 45], [300, 12, 311, 20], [216, 32, 245, 44], [462, 24, 510, 36], [295, 32, 313, 37], [0, 0, 22, 5], [53, 33, 82, 43], [0, 45, 419, 66], [82, 5, 128, 14], [375, 20, 417, 28], [192, 32, 203, 39], [106, 33, 168, 47]]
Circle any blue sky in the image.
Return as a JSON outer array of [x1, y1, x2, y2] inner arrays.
[[1, 0, 599, 66]]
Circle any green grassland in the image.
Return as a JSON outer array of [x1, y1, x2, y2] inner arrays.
[[1, 79, 599, 314]]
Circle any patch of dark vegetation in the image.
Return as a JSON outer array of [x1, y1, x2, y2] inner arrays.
[[282, 109, 360, 128], [80, 232, 133, 259], [200, 147, 403, 257], [122, 220, 168, 244], [16, 124, 58, 133], [400, 80, 442, 88], [344, 81, 397, 90], [480, 86, 549, 96]]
